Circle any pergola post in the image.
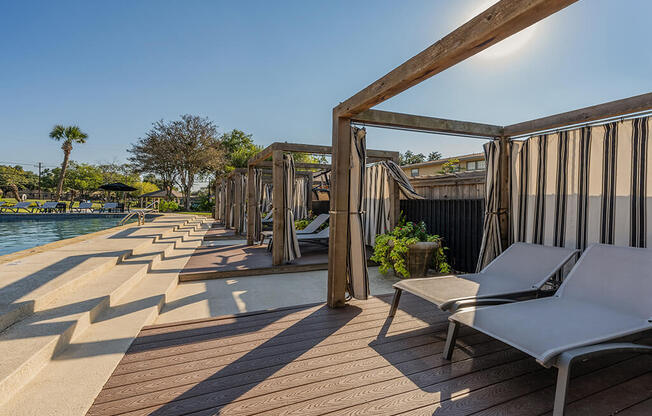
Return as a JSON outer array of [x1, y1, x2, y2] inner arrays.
[[307, 172, 313, 214], [272, 150, 285, 265], [247, 165, 256, 245], [224, 179, 232, 230], [213, 178, 219, 220], [233, 173, 242, 235], [327, 115, 351, 308]]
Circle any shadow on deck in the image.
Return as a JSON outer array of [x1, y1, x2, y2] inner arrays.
[[87, 293, 651, 415]]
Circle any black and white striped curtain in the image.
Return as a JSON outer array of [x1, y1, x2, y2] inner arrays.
[[227, 178, 235, 228], [252, 168, 263, 242], [363, 163, 391, 246], [511, 116, 651, 250], [476, 139, 507, 271], [348, 127, 369, 300], [382, 160, 423, 200], [293, 176, 310, 220], [282, 154, 301, 262]]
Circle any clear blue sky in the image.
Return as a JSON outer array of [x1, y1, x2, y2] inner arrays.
[[2, 0, 651, 173]]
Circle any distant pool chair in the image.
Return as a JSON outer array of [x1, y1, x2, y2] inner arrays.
[[71, 202, 93, 213], [35, 201, 60, 213], [444, 243, 652, 415], [99, 202, 118, 213], [389, 242, 578, 317], [1, 201, 34, 213], [264, 215, 330, 248]]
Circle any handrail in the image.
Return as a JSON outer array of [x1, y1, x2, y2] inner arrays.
[[119, 200, 159, 226]]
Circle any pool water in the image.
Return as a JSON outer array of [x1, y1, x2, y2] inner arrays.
[[0, 216, 135, 256]]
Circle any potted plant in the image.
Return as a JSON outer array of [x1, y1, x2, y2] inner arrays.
[[371, 218, 451, 278]]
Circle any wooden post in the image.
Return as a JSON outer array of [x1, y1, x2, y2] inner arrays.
[[214, 179, 219, 220], [247, 165, 256, 245], [307, 173, 313, 214], [272, 150, 285, 265], [233, 173, 242, 235], [388, 154, 401, 227], [327, 115, 351, 308], [498, 136, 511, 249], [224, 179, 232, 229]]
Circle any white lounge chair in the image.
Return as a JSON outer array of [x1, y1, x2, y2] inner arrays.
[[261, 211, 273, 224], [71, 202, 93, 212], [1, 201, 33, 213], [296, 213, 329, 235], [267, 226, 330, 251], [389, 242, 578, 316], [444, 243, 652, 415]]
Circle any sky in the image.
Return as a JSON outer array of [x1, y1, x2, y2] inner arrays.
[[2, 0, 651, 175]]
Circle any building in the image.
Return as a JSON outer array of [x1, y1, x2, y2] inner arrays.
[[400, 152, 485, 177]]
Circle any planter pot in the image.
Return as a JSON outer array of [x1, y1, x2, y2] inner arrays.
[[405, 241, 440, 278]]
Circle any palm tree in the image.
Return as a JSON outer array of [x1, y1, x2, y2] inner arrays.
[[49, 125, 88, 200]]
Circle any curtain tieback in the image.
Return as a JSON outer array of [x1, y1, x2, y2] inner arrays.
[[485, 209, 508, 215], [329, 210, 365, 215]]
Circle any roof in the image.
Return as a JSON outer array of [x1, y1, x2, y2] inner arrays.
[[401, 152, 484, 169], [139, 189, 182, 198]]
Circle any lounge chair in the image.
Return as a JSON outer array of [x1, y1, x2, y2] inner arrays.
[[36, 201, 60, 213], [261, 211, 273, 224], [267, 226, 330, 251], [389, 242, 578, 316], [1, 201, 34, 213], [296, 213, 329, 234], [443, 243, 652, 415], [71, 202, 93, 212], [99, 202, 118, 212]]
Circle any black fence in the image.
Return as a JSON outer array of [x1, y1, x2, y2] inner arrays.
[[400, 199, 485, 272]]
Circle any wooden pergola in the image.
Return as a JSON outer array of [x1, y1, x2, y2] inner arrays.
[[248, 142, 399, 266], [328, 0, 652, 307]]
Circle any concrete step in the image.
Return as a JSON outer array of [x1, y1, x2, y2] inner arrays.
[[0, 220, 206, 415], [0, 215, 207, 332]]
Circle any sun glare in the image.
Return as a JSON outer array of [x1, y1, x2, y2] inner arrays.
[[466, 0, 538, 59]]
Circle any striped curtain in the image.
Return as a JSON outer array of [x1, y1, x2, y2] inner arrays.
[[227, 178, 235, 228], [262, 183, 273, 214], [511, 116, 651, 250], [252, 169, 263, 242], [293, 176, 310, 220], [282, 154, 301, 262], [238, 174, 247, 234], [476, 139, 508, 271], [363, 163, 391, 246], [348, 127, 369, 300], [382, 160, 423, 200]]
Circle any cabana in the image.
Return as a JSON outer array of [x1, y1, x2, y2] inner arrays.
[[327, 0, 652, 309], [247, 142, 403, 266]]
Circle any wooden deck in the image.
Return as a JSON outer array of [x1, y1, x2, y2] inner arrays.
[[203, 224, 239, 241], [87, 293, 652, 416], [179, 243, 328, 281]]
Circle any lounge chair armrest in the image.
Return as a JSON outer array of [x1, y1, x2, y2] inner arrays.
[[550, 342, 652, 369], [443, 297, 519, 312]]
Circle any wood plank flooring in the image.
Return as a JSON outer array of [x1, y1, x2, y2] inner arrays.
[[88, 293, 652, 416]]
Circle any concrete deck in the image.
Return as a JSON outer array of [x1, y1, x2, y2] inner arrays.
[[156, 266, 399, 324]]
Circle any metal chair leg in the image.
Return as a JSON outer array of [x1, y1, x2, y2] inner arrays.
[[388, 288, 402, 317], [443, 321, 459, 360], [553, 360, 571, 416]]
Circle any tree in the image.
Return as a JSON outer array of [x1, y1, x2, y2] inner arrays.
[[439, 159, 461, 174], [65, 162, 103, 199], [219, 129, 261, 172], [129, 121, 181, 199], [0, 165, 35, 200], [427, 151, 442, 161], [49, 125, 88, 200], [399, 150, 426, 165], [168, 115, 225, 209]]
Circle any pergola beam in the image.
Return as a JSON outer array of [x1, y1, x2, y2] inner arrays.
[[249, 142, 398, 167], [335, 0, 577, 118], [504, 92, 652, 136], [352, 109, 503, 137]]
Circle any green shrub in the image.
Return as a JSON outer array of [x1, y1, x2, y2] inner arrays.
[[159, 200, 180, 212], [370, 215, 450, 278]]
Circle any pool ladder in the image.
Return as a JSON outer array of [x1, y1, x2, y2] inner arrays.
[[119, 201, 158, 226]]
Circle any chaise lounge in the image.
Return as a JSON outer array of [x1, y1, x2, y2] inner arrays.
[[389, 242, 578, 316], [443, 243, 652, 415]]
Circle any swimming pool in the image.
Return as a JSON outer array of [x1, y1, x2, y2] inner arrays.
[[0, 215, 146, 257]]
